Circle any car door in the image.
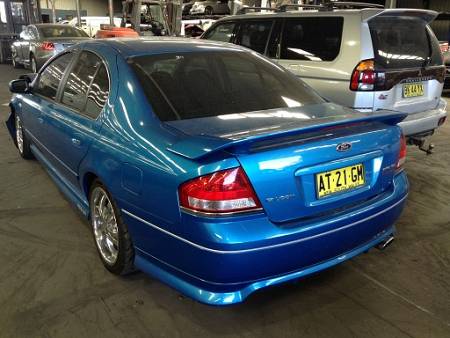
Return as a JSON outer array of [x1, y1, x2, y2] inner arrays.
[[22, 51, 74, 152], [275, 17, 345, 102], [42, 50, 110, 188]]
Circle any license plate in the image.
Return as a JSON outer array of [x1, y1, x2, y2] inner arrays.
[[316, 164, 365, 198], [403, 82, 424, 98]]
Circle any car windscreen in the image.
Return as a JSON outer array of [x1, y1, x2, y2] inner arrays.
[[129, 51, 324, 121], [369, 17, 442, 69], [38, 26, 89, 38]]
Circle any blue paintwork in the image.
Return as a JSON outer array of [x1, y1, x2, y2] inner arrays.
[[6, 38, 409, 305]]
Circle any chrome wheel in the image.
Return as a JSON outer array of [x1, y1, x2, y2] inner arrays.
[[91, 187, 119, 265], [15, 115, 24, 154]]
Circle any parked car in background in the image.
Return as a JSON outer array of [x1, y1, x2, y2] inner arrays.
[[7, 38, 408, 305], [11, 24, 90, 73], [182, 0, 196, 16], [68, 17, 123, 37], [190, 0, 230, 15], [202, 8, 448, 150]]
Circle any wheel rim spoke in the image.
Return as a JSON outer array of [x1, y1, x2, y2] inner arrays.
[[91, 187, 119, 265], [15, 116, 24, 153]]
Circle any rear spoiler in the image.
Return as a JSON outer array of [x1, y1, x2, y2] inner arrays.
[[166, 111, 406, 160], [362, 9, 438, 23]]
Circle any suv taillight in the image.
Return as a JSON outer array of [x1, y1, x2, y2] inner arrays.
[[350, 59, 385, 91], [179, 167, 262, 214], [40, 41, 54, 51], [396, 134, 407, 170]]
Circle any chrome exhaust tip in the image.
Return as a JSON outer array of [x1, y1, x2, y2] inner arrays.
[[376, 235, 395, 251]]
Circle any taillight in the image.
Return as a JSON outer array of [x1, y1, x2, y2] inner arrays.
[[350, 59, 385, 91], [179, 167, 262, 214], [396, 134, 407, 170], [40, 41, 54, 51]]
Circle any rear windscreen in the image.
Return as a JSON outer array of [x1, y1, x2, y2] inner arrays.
[[129, 51, 324, 121], [369, 17, 442, 69]]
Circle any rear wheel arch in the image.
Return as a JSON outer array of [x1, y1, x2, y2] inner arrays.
[[83, 172, 99, 201]]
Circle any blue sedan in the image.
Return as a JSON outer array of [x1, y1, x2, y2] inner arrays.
[[6, 38, 408, 305]]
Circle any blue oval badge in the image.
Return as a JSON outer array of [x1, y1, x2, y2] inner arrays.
[[336, 142, 352, 152]]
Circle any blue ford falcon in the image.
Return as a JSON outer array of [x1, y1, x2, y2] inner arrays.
[[6, 38, 408, 305]]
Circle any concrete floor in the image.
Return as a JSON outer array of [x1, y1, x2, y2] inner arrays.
[[0, 64, 449, 338]]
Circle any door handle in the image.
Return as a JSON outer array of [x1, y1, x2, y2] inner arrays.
[[71, 138, 81, 146]]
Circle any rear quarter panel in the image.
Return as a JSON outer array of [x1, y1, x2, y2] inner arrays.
[[277, 13, 375, 109]]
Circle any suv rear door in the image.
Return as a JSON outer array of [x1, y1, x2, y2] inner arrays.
[[367, 11, 444, 114]]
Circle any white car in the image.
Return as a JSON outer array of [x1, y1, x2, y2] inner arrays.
[[68, 17, 122, 37], [202, 6, 447, 150]]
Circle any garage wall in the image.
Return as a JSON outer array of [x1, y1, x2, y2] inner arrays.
[[39, 0, 122, 17]]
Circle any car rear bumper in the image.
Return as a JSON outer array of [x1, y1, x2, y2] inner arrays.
[[124, 172, 408, 305], [398, 98, 447, 136]]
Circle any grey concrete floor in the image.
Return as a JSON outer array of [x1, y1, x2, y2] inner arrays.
[[0, 64, 449, 338]]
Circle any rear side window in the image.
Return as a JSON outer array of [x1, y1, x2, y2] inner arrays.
[[130, 51, 324, 121], [235, 20, 273, 54], [62, 51, 101, 112], [203, 22, 236, 42], [34, 53, 73, 100], [280, 17, 343, 61], [370, 17, 442, 69], [85, 65, 109, 119]]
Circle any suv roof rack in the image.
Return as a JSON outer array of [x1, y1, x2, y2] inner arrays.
[[236, 7, 277, 15], [277, 4, 323, 12], [277, 1, 384, 13], [326, 1, 384, 10]]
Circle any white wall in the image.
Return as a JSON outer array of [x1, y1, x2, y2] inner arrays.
[[39, 0, 110, 16]]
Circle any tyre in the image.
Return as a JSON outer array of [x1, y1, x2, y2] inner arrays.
[[14, 114, 33, 159], [204, 6, 213, 15], [89, 181, 134, 275], [30, 55, 38, 73]]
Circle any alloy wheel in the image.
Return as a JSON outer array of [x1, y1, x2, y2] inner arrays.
[[15, 115, 24, 154], [91, 187, 119, 265]]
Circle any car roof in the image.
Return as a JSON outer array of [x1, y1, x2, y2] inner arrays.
[[216, 8, 436, 22], [85, 37, 248, 58], [223, 8, 378, 20]]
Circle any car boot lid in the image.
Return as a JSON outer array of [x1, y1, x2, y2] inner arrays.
[[165, 103, 406, 160]]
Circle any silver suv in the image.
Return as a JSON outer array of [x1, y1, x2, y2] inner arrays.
[[202, 7, 448, 147]]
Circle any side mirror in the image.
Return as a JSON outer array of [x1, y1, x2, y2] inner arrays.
[[9, 79, 29, 94]]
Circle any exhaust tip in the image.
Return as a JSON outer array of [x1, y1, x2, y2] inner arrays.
[[376, 235, 395, 251]]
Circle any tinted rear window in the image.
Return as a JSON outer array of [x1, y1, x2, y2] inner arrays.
[[130, 51, 323, 121], [370, 17, 442, 69], [38, 25, 88, 38], [280, 17, 343, 61]]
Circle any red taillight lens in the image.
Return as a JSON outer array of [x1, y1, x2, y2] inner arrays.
[[179, 167, 262, 214], [350, 59, 384, 91], [40, 41, 54, 51], [396, 134, 407, 170]]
